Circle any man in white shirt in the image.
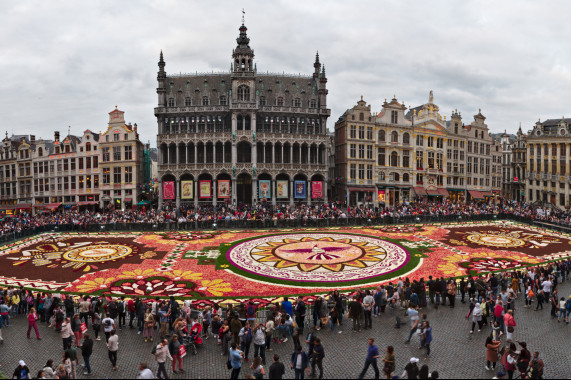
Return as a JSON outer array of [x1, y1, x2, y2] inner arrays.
[[404, 306, 420, 344], [542, 278, 552, 300], [136, 362, 155, 379], [362, 290, 374, 330], [61, 318, 73, 351], [106, 330, 119, 371], [102, 314, 116, 343]]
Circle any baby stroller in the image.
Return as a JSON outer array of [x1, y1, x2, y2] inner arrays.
[[182, 322, 203, 355]]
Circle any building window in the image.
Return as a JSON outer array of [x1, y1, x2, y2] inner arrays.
[[202, 96, 209, 106], [378, 148, 385, 166], [416, 151, 423, 170], [113, 146, 121, 161], [359, 113, 364, 121], [359, 144, 365, 159], [403, 150, 410, 168], [379, 130, 386, 142], [403, 173, 410, 182], [350, 126, 356, 139], [350, 164, 356, 179], [416, 135, 424, 146], [219, 96, 227, 105], [359, 126, 365, 139], [310, 99, 317, 108], [350, 144, 356, 158], [294, 98, 301, 107], [276, 97, 284, 106], [391, 110, 398, 124], [367, 145, 373, 159], [358, 164, 365, 179], [185, 97, 191, 106], [237, 85, 250, 101], [367, 165, 373, 180], [114, 133, 120, 142], [390, 152, 398, 167], [428, 151, 435, 169], [403, 133, 410, 145], [113, 167, 122, 184], [124, 146, 132, 160], [259, 96, 265, 106], [102, 147, 110, 162], [380, 172, 385, 181], [125, 166, 133, 183], [102, 168, 110, 184], [391, 131, 398, 143], [416, 173, 423, 184], [427, 136, 434, 148], [437, 153, 443, 170], [168, 98, 175, 107]]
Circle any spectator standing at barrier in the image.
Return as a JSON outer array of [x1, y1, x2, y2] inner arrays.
[[348, 297, 363, 332], [362, 291, 374, 330]]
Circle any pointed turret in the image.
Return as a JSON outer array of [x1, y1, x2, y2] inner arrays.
[[157, 50, 167, 107], [158, 50, 166, 78], [314, 51, 321, 77]]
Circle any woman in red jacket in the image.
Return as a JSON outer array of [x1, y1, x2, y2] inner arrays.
[[27, 307, 41, 340]]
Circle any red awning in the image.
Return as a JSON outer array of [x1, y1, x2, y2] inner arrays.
[[348, 188, 375, 193], [427, 190, 440, 196], [124, 198, 133, 202], [438, 188, 449, 197], [482, 192, 493, 197], [468, 190, 484, 200], [413, 187, 427, 196], [45, 203, 62, 210], [77, 201, 98, 206]]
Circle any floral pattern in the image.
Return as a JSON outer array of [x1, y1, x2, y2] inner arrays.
[[1, 222, 567, 299]]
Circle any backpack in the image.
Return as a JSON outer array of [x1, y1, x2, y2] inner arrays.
[[118, 301, 125, 314], [109, 302, 118, 316], [247, 305, 255, 318], [55, 310, 64, 323], [151, 344, 157, 355], [27, 296, 34, 306]]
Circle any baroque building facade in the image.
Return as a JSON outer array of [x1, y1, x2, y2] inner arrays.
[[526, 118, 571, 209], [156, 21, 331, 209], [335, 92, 502, 207]]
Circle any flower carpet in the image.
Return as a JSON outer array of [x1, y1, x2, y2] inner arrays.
[[0, 221, 569, 304]]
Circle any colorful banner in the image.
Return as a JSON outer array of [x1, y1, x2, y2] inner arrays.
[[181, 180, 193, 200], [378, 190, 386, 203], [163, 181, 175, 200], [199, 180, 211, 199], [277, 180, 289, 199], [259, 180, 271, 199], [294, 181, 306, 199], [311, 181, 323, 199], [218, 180, 231, 199]]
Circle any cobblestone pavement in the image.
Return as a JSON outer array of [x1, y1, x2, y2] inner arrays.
[[0, 281, 569, 379]]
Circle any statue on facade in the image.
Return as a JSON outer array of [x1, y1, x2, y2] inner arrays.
[[232, 131, 236, 141], [253, 165, 257, 177], [253, 131, 256, 141], [429, 90, 434, 103], [233, 165, 236, 177]]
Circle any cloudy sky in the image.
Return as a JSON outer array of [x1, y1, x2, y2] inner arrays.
[[2, 0, 571, 145]]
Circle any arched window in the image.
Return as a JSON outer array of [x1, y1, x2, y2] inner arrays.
[[184, 97, 191, 106], [390, 151, 398, 167], [237, 85, 250, 101], [276, 97, 284, 106], [393, 173, 400, 182], [38, 147, 43, 157], [391, 131, 398, 143], [403, 173, 410, 182], [379, 130, 386, 142], [379, 172, 385, 181]]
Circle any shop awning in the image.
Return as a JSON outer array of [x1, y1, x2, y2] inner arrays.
[[137, 200, 151, 205], [438, 188, 449, 197], [348, 187, 375, 192], [124, 198, 133, 202], [77, 201, 99, 206], [427, 190, 441, 196], [44, 203, 62, 210], [482, 192, 493, 197], [413, 187, 427, 196], [468, 190, 484, 200]]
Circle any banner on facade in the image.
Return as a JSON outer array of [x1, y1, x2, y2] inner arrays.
[[311, 181, 323, 199], [163, 181, 175, 200], [277, 180, 289, 198], [181, 180, 193, 200], [294, 181, 306, 199], [259, 180, 271, 199], [199, 180, 211, 199], [218, 180, 230, 199], [378, 190, 386, 203]]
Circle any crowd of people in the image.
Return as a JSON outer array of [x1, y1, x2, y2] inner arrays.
[[0, 258, 569, 379], [2, 199, 571, 238]]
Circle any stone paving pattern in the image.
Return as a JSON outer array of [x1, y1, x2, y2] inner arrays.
[[0, 281, 569, 379]]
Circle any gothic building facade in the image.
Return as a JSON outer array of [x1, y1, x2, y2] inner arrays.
[[156, 22, 331, 209]]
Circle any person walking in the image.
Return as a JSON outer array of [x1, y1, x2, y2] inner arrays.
[[382, 346, 395, 379], [447, 280, 457, 308], [358, 338, 380, 379], [290, 346, 309, 380], [137, 362, 154, 379], [81, 333, 93, 376], [230, 343, 244, 380], [294, 297, 306, 333], [106, 330, 119, 371], [504, 310, 517, 342], [250, 356, 266, 380], [102, 314, 116, 343], [92, 309, 101, 341], [471, 303, 483, 333], [143, 308, 155, 343], [71, 314, 82, 347], [404, 305, 420, 344], [12, 360, 31, 380], [420, 321, 432, 359], [79, 297, 90, 328], [154, 339, 172, 379], [362, 291, 374, 330], [168, 335, 183, 374], [61, 317, 73, 351], [26, 307, 41, 340], [309, 338, 324, 379], [269, 354, 285, 380]]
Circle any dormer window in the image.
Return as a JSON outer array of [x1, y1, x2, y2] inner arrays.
[[391, 111, 398, 124], [259, 96, 266, 106]]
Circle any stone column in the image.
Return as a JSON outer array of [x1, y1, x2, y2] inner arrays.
[[272, 179, 276, 206], [272, 144, 275, 164], [290, 180, 294, 206], [175, 180, 180, 210], [194, 181, 198, 208], [194, 146, 197, 167], [158, 181, 163, 210], [232, 179, 237, 206], [324, 181, 329, 203], [307, 181, 311, 206], [184, 143, 188, 164], [252, 142, 257, 165], [290, 144, 293, 166], [213, 179, 217, 206], [213, 143, 217, 164], [252, 178, 257, 205]]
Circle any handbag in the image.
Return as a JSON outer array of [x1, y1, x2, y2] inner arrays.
[[320, 316, 329, 325], [227, 358, 232, 370]]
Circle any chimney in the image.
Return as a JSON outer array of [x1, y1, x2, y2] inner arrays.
[[134, 123, 138, 132], [30, 135, 36, 145], [55, 131, 60, 142]]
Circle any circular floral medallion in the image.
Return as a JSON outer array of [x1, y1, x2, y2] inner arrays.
[[63, 244, 133, 263], [465, 233, 525, 248], [226, 233, 411, 286]]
